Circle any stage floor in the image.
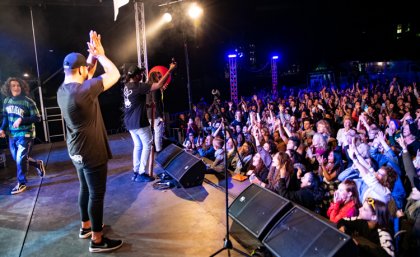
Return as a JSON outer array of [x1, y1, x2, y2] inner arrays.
[[0, 133, 250, 257]]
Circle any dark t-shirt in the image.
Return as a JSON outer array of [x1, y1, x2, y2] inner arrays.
[[146, 89, 164, 119], [408, 139, 420, 157], [123, 81, 152, 130], [57, 77, 112, 167]]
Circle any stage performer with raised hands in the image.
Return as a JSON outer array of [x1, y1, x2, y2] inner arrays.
[[57, 30, 122, 253], [146, 66, 171, 154], [123, 61, 176, 183]]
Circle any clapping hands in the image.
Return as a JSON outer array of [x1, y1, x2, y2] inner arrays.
[[87, 30, 104, 57]]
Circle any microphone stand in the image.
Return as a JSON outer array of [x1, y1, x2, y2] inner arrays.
[[210, 98, 250, 257]]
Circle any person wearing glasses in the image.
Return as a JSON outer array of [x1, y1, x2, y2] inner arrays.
[[346, 141, 397, 204], [337, 197, 395, 257]]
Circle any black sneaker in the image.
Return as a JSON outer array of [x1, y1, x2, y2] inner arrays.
[[36, 160, 46, 177], [79, 227, 92, 239], [131, 172, 138, 181], [134, 173, 155, 182], [79, 224, 105, 239], [89, 237, 123, 253], [11, 183, 26, 195]]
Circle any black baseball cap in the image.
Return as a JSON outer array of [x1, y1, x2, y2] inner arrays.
[[63, 52, 87, 69], [126, 65, 145, 77]]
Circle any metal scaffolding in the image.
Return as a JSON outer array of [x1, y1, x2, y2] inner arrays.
[[228, 55, 238, 104], [271, 57, 278, 98], [134, 1, 149, 73]]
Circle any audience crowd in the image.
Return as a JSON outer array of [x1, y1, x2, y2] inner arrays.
[[170, 78, 420, 257]]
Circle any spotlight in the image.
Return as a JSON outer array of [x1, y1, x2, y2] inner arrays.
[[162, 12, 172, 23], [23, 73, 30, 78], [228, 54, 237, 58], [272, 56, 279, 60], [188, 3, 203, 19]]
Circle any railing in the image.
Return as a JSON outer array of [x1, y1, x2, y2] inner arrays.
[[44, 107, 66, 142], [168, 128, 185, 145]]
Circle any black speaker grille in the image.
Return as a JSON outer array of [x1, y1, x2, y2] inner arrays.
[[156, 144, 183, 168], [229, 184, 292, 239], [165, 151, 205, 188], [263, 206, 352, 257]]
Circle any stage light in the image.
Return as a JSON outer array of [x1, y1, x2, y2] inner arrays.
[[187, 3, 203, 20], [162, 12, 172, 23], [272, 56, 279, 60], [23, 73, 30, 78], [145, 11, 173, 38], [228, 54, 237, 58]]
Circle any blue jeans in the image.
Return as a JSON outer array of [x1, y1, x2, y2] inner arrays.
[[74, 162, 107, 232], [9, 136, 34, 184], [129, 127, 152, 174]]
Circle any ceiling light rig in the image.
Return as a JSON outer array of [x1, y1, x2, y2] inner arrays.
[[158, 0, 184, 7], [154, 0, 204, 113]]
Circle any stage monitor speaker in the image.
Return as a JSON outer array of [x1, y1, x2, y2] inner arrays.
[[164, 150, 205, 188], [263, 206, 356, 257], [156, 144, 183, 169], [228, 184, 293, 250]]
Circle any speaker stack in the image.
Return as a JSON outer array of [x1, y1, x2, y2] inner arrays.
[[229, 184, 356, 257], [228, 183, 293, 250], [156, 144, 205, 188]]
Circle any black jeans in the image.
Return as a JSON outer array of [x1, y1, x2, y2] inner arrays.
[[74, 162, 108, 232]]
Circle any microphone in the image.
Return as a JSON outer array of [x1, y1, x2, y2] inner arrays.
[[170, 57, 177, 77]]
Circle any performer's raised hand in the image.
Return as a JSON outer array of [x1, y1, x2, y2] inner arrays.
[[169, 60, 177, 72], [87, 30, 105, 57]]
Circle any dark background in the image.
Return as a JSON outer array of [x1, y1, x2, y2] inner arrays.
[[0, 0, 419, 135]]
